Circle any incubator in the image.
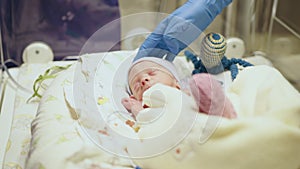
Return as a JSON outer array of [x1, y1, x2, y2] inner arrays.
[[0, 0, 300, 169]]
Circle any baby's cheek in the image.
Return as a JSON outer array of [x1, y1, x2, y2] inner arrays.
[[132, 91, 142, 101]]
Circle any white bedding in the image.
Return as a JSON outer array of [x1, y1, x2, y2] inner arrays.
[[26, 50, 300, 169], [0, 62, 73, 169]]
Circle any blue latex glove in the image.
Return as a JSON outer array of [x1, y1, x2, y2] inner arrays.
[[134, 0, 232, 62]]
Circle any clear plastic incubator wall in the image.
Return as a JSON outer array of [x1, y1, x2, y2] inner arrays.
[[0, 0, 300, 169], [1, 0, 300, 90]]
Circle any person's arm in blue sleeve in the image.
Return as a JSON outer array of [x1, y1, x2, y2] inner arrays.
[[134, 0, 232, 62]]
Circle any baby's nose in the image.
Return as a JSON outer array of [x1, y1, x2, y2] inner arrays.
[[141, 76, 150, 86]]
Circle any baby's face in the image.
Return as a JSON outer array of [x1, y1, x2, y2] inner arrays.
[[128, 61, 179, 101]]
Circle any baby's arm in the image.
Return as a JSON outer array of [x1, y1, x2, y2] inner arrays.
[[190, 73, 237, 119]]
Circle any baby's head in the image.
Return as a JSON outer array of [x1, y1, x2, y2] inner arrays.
[[128, 57, 181, 101]]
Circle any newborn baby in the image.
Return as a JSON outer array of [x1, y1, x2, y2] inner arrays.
[[122, 57, 237, 119]]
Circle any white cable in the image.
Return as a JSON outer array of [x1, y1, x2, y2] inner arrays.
[[2, 62, 31, 94], [0, 26, 5, 87], [0, 26, 5, 66], [267, 0, 278, 51]]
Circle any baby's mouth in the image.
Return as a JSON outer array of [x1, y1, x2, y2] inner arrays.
[[143, 104, 149, 108]]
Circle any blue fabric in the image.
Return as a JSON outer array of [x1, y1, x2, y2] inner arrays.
[[134, 0, 232, 62]]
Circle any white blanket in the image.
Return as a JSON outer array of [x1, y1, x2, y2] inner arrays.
[[26, 51, 300, 169]]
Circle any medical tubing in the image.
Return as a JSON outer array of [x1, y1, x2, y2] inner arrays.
[[2, 61, 32, 94]]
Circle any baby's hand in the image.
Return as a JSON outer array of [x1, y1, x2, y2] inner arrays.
[[121, 96, 143, 117]]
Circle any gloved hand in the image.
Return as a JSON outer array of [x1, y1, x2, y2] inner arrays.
[[134, 0, 232, 62]]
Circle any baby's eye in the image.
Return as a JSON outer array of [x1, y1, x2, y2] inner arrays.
[[148, 69, 158, 75]]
